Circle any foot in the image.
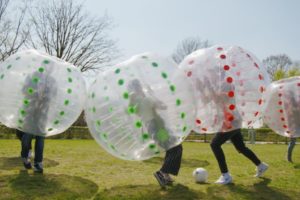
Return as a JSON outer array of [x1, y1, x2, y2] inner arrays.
[[255, 162, 268, 177], [22, 157, 32, 169], [33, 162, 43, 174], [154, 171, 168, 187], [28, 150, 32, 158], [215, 173, 232, 184], [164, 173, 174, 185]]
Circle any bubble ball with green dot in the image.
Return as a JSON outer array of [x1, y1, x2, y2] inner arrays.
[[85, 52, 196, 161], [0, 49, 86, 137]]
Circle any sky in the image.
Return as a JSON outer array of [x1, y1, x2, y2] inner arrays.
[[84, 0, 300, 62]]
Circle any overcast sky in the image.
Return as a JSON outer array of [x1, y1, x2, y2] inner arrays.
[[84, 0, 300, 62]]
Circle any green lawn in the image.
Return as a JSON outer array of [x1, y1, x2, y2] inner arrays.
[[0, 139, 299, 200]]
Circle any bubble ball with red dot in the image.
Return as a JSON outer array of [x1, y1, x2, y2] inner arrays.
[[85, 52, 196, 160], [178, 45, 270, 133], [263, 77, 300, 138], [0, 49, 86, 137]]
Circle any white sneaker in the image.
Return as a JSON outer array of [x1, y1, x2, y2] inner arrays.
[[255, 162, 268, 177], [28, 150, 32, 158], [215, 173, 232, 184]]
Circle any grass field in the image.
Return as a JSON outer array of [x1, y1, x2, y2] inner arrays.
[[0, 139, 299, 200]]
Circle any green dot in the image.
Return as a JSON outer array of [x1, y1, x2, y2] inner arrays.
[[115, 68, 121, 74], [152, 62, 158, 67], [20, 110, 26, 116], [161, 72, 168, 79], [67, 88, 72, 94], [60, 111, 65, 116], [43, 60, 50, 64], [92, 107, 96, 113], [18, 119, 23, 124], [157, 128, 169, 142], [170, 85, 176, 92], [54, 120, 60, 125], [23, 99, 30, 106], [48, 128, 53, 131], [7, 65, 12, 69], [0, 74, 4, 79], [27, 88, 34, 94], [135, 121, 142, 128], [32, 77, 39, 84], [67, 68, 72, 72], [176, 99, 181, 106], [181, 112, 186, 119], [127, 106, 136, 114], [16, 57, 21, 60], [101, 133, 108, 141], [149, 144, 156, 149], [182, 126, 187, 132], [38, 67, 44, 73], [123, 92, 129, 99], [109, 107, 113, 112], [68, 77, 73, 83], [105, 96, 109, 101], [155, 151, 160, 155], [64, 100, 70, 105], [118, 79, 124, 85], [110, 144, 116, 150], [91, 93, 95, 98], [142, 133, 149, 140], [96, 120, 101, 126]]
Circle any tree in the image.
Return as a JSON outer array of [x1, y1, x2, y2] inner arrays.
[[172, 37, 211, 64], [28, 0, 118, 72], [262, 54, 292, 81], [0, 0, 29, 61]]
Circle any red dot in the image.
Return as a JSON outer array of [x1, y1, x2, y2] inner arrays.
[[260, 86, 265, 93], [224, 65, 230, 70], [228, 115, 234, 121], [202, 128, 207, 131], [187, 71, 192, 77], [217, 47, 223, 51], [220, 54, 226, 59], [228, 91, 235, 97], [188, 60, 194, 65], [196, 119, 201, 124], [254, 63, 259, 68], [278, 101, 283, 105], [258, 74, 264, 80], [241, 112, 245, 116], [254, 111, 259, 117], [281, 117, 285, 121], [258, 99, 262, 105], [232, 63, 236, 67], [279, 109, 283, 113], [229, 104, 235, 110], [278, 93, 282, 97], [226, 77, 233, 83], [297, 83, 300, 86], [236, 71, 241, 76], [283, 125, 288, 129]]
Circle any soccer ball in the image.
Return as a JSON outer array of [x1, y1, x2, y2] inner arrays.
[[193, 168, 208, 183]]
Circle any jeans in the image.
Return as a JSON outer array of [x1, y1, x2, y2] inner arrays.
[[160, 144, 183, 175], [21, 132, 44, 163], [210, 129, 261, 173], [287, 138, 296, 162]]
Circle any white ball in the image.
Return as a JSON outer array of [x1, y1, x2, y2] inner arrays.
[[193, 168, 208, 183]]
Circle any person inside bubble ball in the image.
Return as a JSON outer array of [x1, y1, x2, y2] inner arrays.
[[198, 69, 268, 184], [128, 79, 183, 187], [20, 67, 57, 173]]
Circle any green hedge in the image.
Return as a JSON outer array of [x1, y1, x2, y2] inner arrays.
[[0, 125, 289, 143]]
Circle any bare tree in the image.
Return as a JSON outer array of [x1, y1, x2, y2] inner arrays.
[[262, 54, 292, 81], [172, 36, 211, 64], [28, 0, 118, 72], [0, 0, 29, 61]]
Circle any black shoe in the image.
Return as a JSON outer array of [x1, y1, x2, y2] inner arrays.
[[33, 163, 43, 174], [154, 171, 167, 187], [22, 158, 32, 169]]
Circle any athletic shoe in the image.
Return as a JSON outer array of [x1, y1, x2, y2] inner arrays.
[[28, 150, 32, 158], [22, 157, 32, 169], [154, 171, 167, 187], [215, 173, 232, 184], [255, 162, 268, 177], [164, 173, 174, 185], [33, 162, 43, 174]]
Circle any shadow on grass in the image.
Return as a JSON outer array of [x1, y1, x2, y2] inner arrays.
[[0, 171, 98, 200], [94, 183, 204, 200], [206, 178, 298, 200], [293, 163, 300, 169], [0, 157, 59, 170], [144, 157, 209, 168]]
